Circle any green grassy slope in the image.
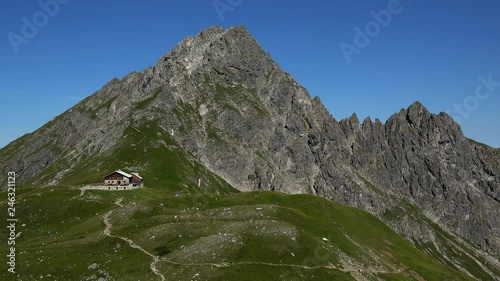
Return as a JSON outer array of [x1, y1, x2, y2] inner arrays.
[[1, 119, 494, 280], [24, 121, 236, 195], [0, 187, 474, 281]]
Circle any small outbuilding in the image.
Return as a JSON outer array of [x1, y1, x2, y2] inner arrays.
[[130, 172, 143, 187]]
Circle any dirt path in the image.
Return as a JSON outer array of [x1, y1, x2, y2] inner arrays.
[[79, 187, 86, 197], [103, 199, 165, 281], [114, 198, 123, 207], [70, 187, 87, 200], [161, 258, 340, 271], [101, 197, 406, 280], [159, 257, 406, 276]]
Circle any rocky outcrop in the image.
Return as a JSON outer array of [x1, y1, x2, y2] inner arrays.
[[1, 26, 498, 275]]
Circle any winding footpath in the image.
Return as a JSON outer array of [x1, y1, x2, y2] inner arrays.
[[102, 198, 166, 281], [101, 198, 406, 280], [160, 259, 341, 271], [158, 258, 404, 275]]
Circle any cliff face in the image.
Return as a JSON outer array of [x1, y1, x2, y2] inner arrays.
[[1, 26, 499, 277], [339, 103, 499, 251]]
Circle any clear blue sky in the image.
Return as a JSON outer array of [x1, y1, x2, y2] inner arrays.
[[1, 0, 499, 148]]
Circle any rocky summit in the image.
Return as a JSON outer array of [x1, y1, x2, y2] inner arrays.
[[1, 26, 499, 279]]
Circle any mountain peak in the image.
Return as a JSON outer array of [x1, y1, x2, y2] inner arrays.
[[198, 25, 225, 38], [405, 100, 431, 127], [197, 25, 249, 38], [1, 26, 499, 275], [407, 100, 428, 113], [153, 25, 271, 86]]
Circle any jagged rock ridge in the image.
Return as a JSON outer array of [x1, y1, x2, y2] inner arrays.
[[1, 26, 499, 278]]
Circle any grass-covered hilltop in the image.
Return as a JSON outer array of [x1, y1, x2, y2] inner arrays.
[[0, 186, 478, 281]]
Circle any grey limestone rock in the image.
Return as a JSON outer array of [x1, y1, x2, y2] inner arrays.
[[1, 26, 499, 275]]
